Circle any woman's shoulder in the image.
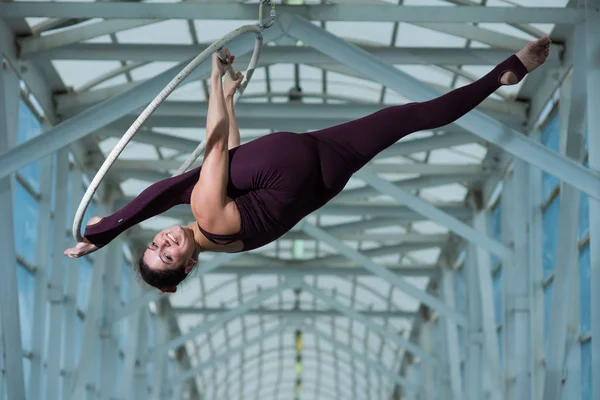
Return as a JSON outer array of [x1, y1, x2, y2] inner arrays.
[[192, 197, 241, 235]]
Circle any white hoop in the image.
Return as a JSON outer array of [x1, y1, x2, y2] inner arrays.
[[72, 23, 265, 242]]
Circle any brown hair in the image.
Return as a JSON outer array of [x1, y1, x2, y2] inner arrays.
[[136, 255, 188, 291]]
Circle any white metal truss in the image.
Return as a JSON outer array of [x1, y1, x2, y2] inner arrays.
[[2, 1, 598, 400]]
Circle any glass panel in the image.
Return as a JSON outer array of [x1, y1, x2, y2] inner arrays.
[[581, 339, 592, 400], [579, 245, 591, 335], [22, 357, 30, 400], [13, 183, 39, 264], [121, 259, 132, 305], [455, 268, 467, 314], [541, 113, 560, 151], [544, 281, 553, 356], [542, 197, 560, 278], [579, 192, 590, 240], [17, 102, 42, 192], [489, 205, 502, 267], [17, 264, 35, 352], [75, 315, 84, 364], [541, 113, 560, 198], [77, 257, 93, 311], [497, 327, 503, 370], [493, 268, 503, 326]]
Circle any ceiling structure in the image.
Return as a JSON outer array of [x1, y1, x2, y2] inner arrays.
[[0, 0, 573, 398]]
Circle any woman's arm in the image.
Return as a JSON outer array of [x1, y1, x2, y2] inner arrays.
[[64, 165, 202, 254], [190, 50, 240, 232], [224, 71, 243, 149]]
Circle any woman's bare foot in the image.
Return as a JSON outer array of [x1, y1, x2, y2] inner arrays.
[[500, 36, 551, 85]]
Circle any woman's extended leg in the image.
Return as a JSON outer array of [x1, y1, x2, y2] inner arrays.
[[307, 37, 550, 175]]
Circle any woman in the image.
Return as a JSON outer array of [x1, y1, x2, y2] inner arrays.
[[65, 38, 551, 293]]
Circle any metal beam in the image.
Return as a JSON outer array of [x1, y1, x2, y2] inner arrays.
[[417, 23, 528, 51], [526, 131, 545, 400], [28, 137, 53, 400], [0, 3, 584, 23], [45, 148, 70, 399], [543, 37, 588, 398], [105, 252, 241, 325], [333, 174, 485, 203], [356, 168, 510, 260], [179, 263, 439, 277], [71, 231, 110, 398], [302, 222, 467, 326], [297, 281, 435, 364], [56, 72, 526, 121], [472, 213, 503, 400], [0, 22, 284, 180], [58, 99, 521, 128], [43, 43, 520, 66], [300, 323, 420, 393], [0, 20, 56, 119], [0, 54, 26, 400], [19, 19, 157, 56], [465, 239, 484, 400], [171, 306, 417, 319], [441, 268, 464, 399], [584, 7, 600, 400], [172, 322, 292, 386], [159, 282, 288, 353], [281, 12, 600, 200], [100, 236, 123, 400]]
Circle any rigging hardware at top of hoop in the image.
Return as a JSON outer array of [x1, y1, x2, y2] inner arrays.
[[216, 0, 277, 92]]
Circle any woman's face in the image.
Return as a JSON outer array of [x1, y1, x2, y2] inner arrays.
[[142, 225, 196, 271]]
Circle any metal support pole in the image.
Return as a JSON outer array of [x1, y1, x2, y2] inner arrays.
[[279, 12, 600, 200], [62, 169, 83, 400], [420, 319, 436, 400], [28, 131, 53, 400], [100, 235, 122, 400], [71, 204, 113, 398], [505, 161, 533, 400], [134, 310, 150, 399], [465, 242, 483, 400], [584, 7, 600, 400], [0, 57, 26, 400], [152, 314, 169, 400], [45, 148, 70, 399], [472, 213, 503, 400], [119, 284, 143, 400], [528, 129, 545, 400], [441, 268, 462, 399], [563, 255, 583, 399], [543, 28, 588, 397]]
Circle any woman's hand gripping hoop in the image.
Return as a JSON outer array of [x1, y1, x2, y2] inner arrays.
[[71, 0, 276, 243]]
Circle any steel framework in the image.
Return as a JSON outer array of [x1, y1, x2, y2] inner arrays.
[[1, 1, 598, 400]]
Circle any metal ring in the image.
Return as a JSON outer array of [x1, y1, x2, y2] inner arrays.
[[72, 24, 264, 242]]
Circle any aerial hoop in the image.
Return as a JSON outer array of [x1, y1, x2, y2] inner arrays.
[[72, 0, 276, 242]]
